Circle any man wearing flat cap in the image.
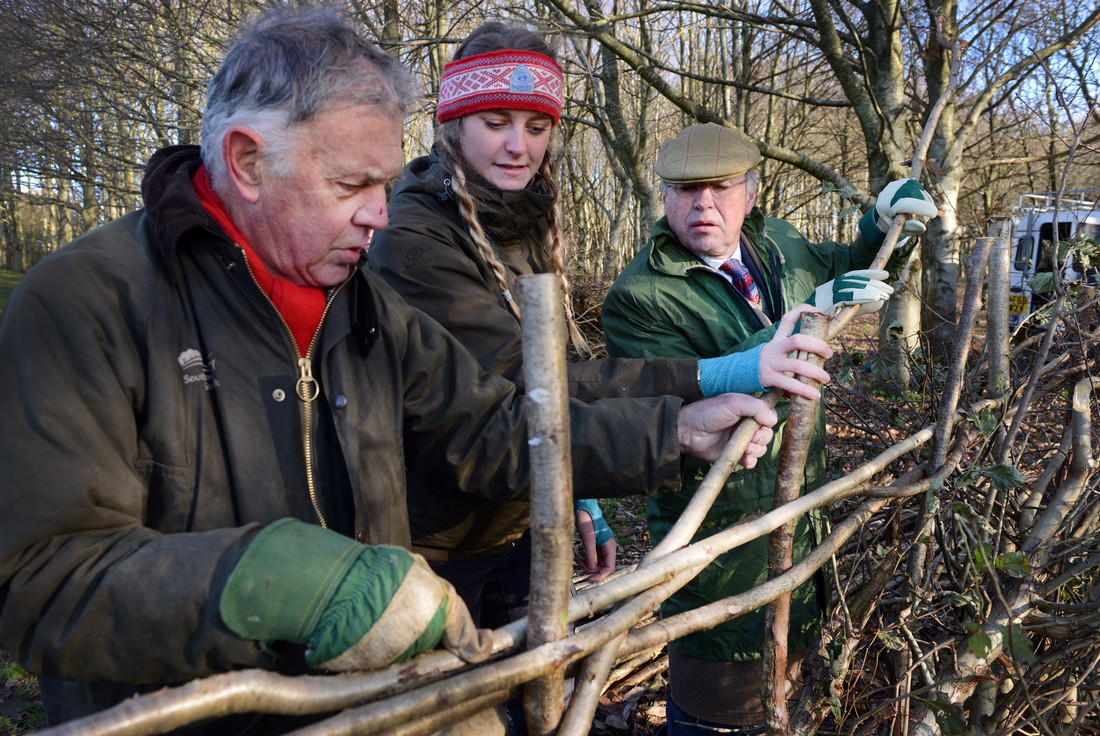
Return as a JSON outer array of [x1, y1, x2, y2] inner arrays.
[[603, 123, 936, 733]]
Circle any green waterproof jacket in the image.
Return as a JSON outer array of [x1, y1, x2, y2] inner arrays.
[[0, 146, 688, 731], [369, 152, 701, 560], [602, 209, 879, 662]]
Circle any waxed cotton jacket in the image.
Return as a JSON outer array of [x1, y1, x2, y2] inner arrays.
[[0, 146, 686, 730], [602, 209, 880, 662], [368, 152, 701, 559]]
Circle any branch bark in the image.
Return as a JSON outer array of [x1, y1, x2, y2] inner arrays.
[[517, 274, 574, 735], [763, 312, 828, 733]]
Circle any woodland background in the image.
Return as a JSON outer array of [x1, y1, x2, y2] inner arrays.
[[2, 1, 1100, 735], [0, 0, 1098, 362]]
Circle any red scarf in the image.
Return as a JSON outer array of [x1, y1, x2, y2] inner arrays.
[[192, 166, 326, 357]]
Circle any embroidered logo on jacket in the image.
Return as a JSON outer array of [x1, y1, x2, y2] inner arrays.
[[403, 245, 434, 267], [178, 349, 219, 390]]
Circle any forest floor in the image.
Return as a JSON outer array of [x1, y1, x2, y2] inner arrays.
[[0, 653, 43, 736]]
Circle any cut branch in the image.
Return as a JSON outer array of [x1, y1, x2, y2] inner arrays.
[[517, 274, 575, 734], [763, 312, 828, 733]]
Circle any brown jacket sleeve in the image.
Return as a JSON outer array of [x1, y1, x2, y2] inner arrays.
[[368, 211, 702, 404]]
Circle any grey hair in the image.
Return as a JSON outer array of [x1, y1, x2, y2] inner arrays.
[[201, 5, 416, 182], [745, 169, 761, 195]]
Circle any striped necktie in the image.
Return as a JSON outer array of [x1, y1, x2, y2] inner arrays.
[[719, 258, 762, 305]]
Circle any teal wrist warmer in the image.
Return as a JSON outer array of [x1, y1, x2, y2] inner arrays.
[[575, 499, 615, 547], [697, 343, 765, 396]]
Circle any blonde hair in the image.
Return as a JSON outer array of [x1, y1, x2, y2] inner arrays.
[[437, 113, 593, 359]]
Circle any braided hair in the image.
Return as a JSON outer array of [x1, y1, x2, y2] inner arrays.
[[437, 22, 592, 359]]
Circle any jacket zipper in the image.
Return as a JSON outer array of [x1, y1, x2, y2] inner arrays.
[[296, 288, 345, 529], [238, 248, 351, 529], [295, 355, 325, 527]]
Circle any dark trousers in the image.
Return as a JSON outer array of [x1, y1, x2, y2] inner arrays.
[[665, 696, 764, 735], [430, 532, 535, 735], [430, 532, 581, 735], [428, 531, 533, 629]]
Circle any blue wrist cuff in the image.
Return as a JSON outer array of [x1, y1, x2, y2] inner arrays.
[[698, 344, 765, 396], [574, 499, 614, 547]]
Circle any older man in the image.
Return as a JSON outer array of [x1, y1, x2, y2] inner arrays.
[[0, 16, 779, 733], [603, 123, 936, 733]]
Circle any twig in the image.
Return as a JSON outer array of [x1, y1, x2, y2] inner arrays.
[[1019, 428, 1073, 534], [618, 496, 892, 659], [909, 380, 1096, 735], [379, 689, 513, 736], [791, 437, 974, 736], [932, 235, 991, 472], [557, 632, 625, 736], [645, 394, 779, 559], [607, 653, 669, 696], [1023, 380, 1097, 565]]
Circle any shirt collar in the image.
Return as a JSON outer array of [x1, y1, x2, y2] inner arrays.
[[700, 244, 744, 276]]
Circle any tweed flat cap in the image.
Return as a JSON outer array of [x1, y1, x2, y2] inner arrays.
[[655, 123, 761, 183]]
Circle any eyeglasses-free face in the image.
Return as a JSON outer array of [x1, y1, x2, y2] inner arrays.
[[459, 110, 554, 192]]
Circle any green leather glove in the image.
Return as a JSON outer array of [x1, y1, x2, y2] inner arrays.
[[859, 178, 938, 248], [220, 519, 492, 671], [809, 269, 893, 317]]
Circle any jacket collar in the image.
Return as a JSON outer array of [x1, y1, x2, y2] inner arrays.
[[394, 151, 555, 247], [141, 145, 229, 282]]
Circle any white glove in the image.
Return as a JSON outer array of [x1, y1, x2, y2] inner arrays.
[[874, 179, 938, 235], [810, 269, 894, 317]]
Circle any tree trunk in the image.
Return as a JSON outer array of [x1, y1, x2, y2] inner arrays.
[[920, 173, 962, 362], [873, 255, 922, 396]]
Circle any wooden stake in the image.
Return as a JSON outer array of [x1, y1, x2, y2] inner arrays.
[[985, 216, 1014, 398], [762, 311, 828, 734], [516, 273, 573, 735]]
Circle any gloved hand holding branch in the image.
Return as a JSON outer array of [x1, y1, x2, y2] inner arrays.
[[809, 269, 894, 317], [860, 178, 938, 244], [220, 519, 493, 672]]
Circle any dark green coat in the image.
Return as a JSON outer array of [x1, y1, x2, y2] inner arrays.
[[369, 153, 701, 559], [602, 209, 879, 661]]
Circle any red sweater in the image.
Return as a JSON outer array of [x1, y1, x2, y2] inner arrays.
[[192, 167, 325, 357]]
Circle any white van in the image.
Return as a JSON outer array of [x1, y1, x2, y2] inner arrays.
[[1008, 191, 1100, 329]]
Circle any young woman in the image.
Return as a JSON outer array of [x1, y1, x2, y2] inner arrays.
[[368, 21, 827, 628]]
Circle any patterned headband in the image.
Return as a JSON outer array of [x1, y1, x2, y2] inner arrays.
[[437, 50, 564, 125]]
